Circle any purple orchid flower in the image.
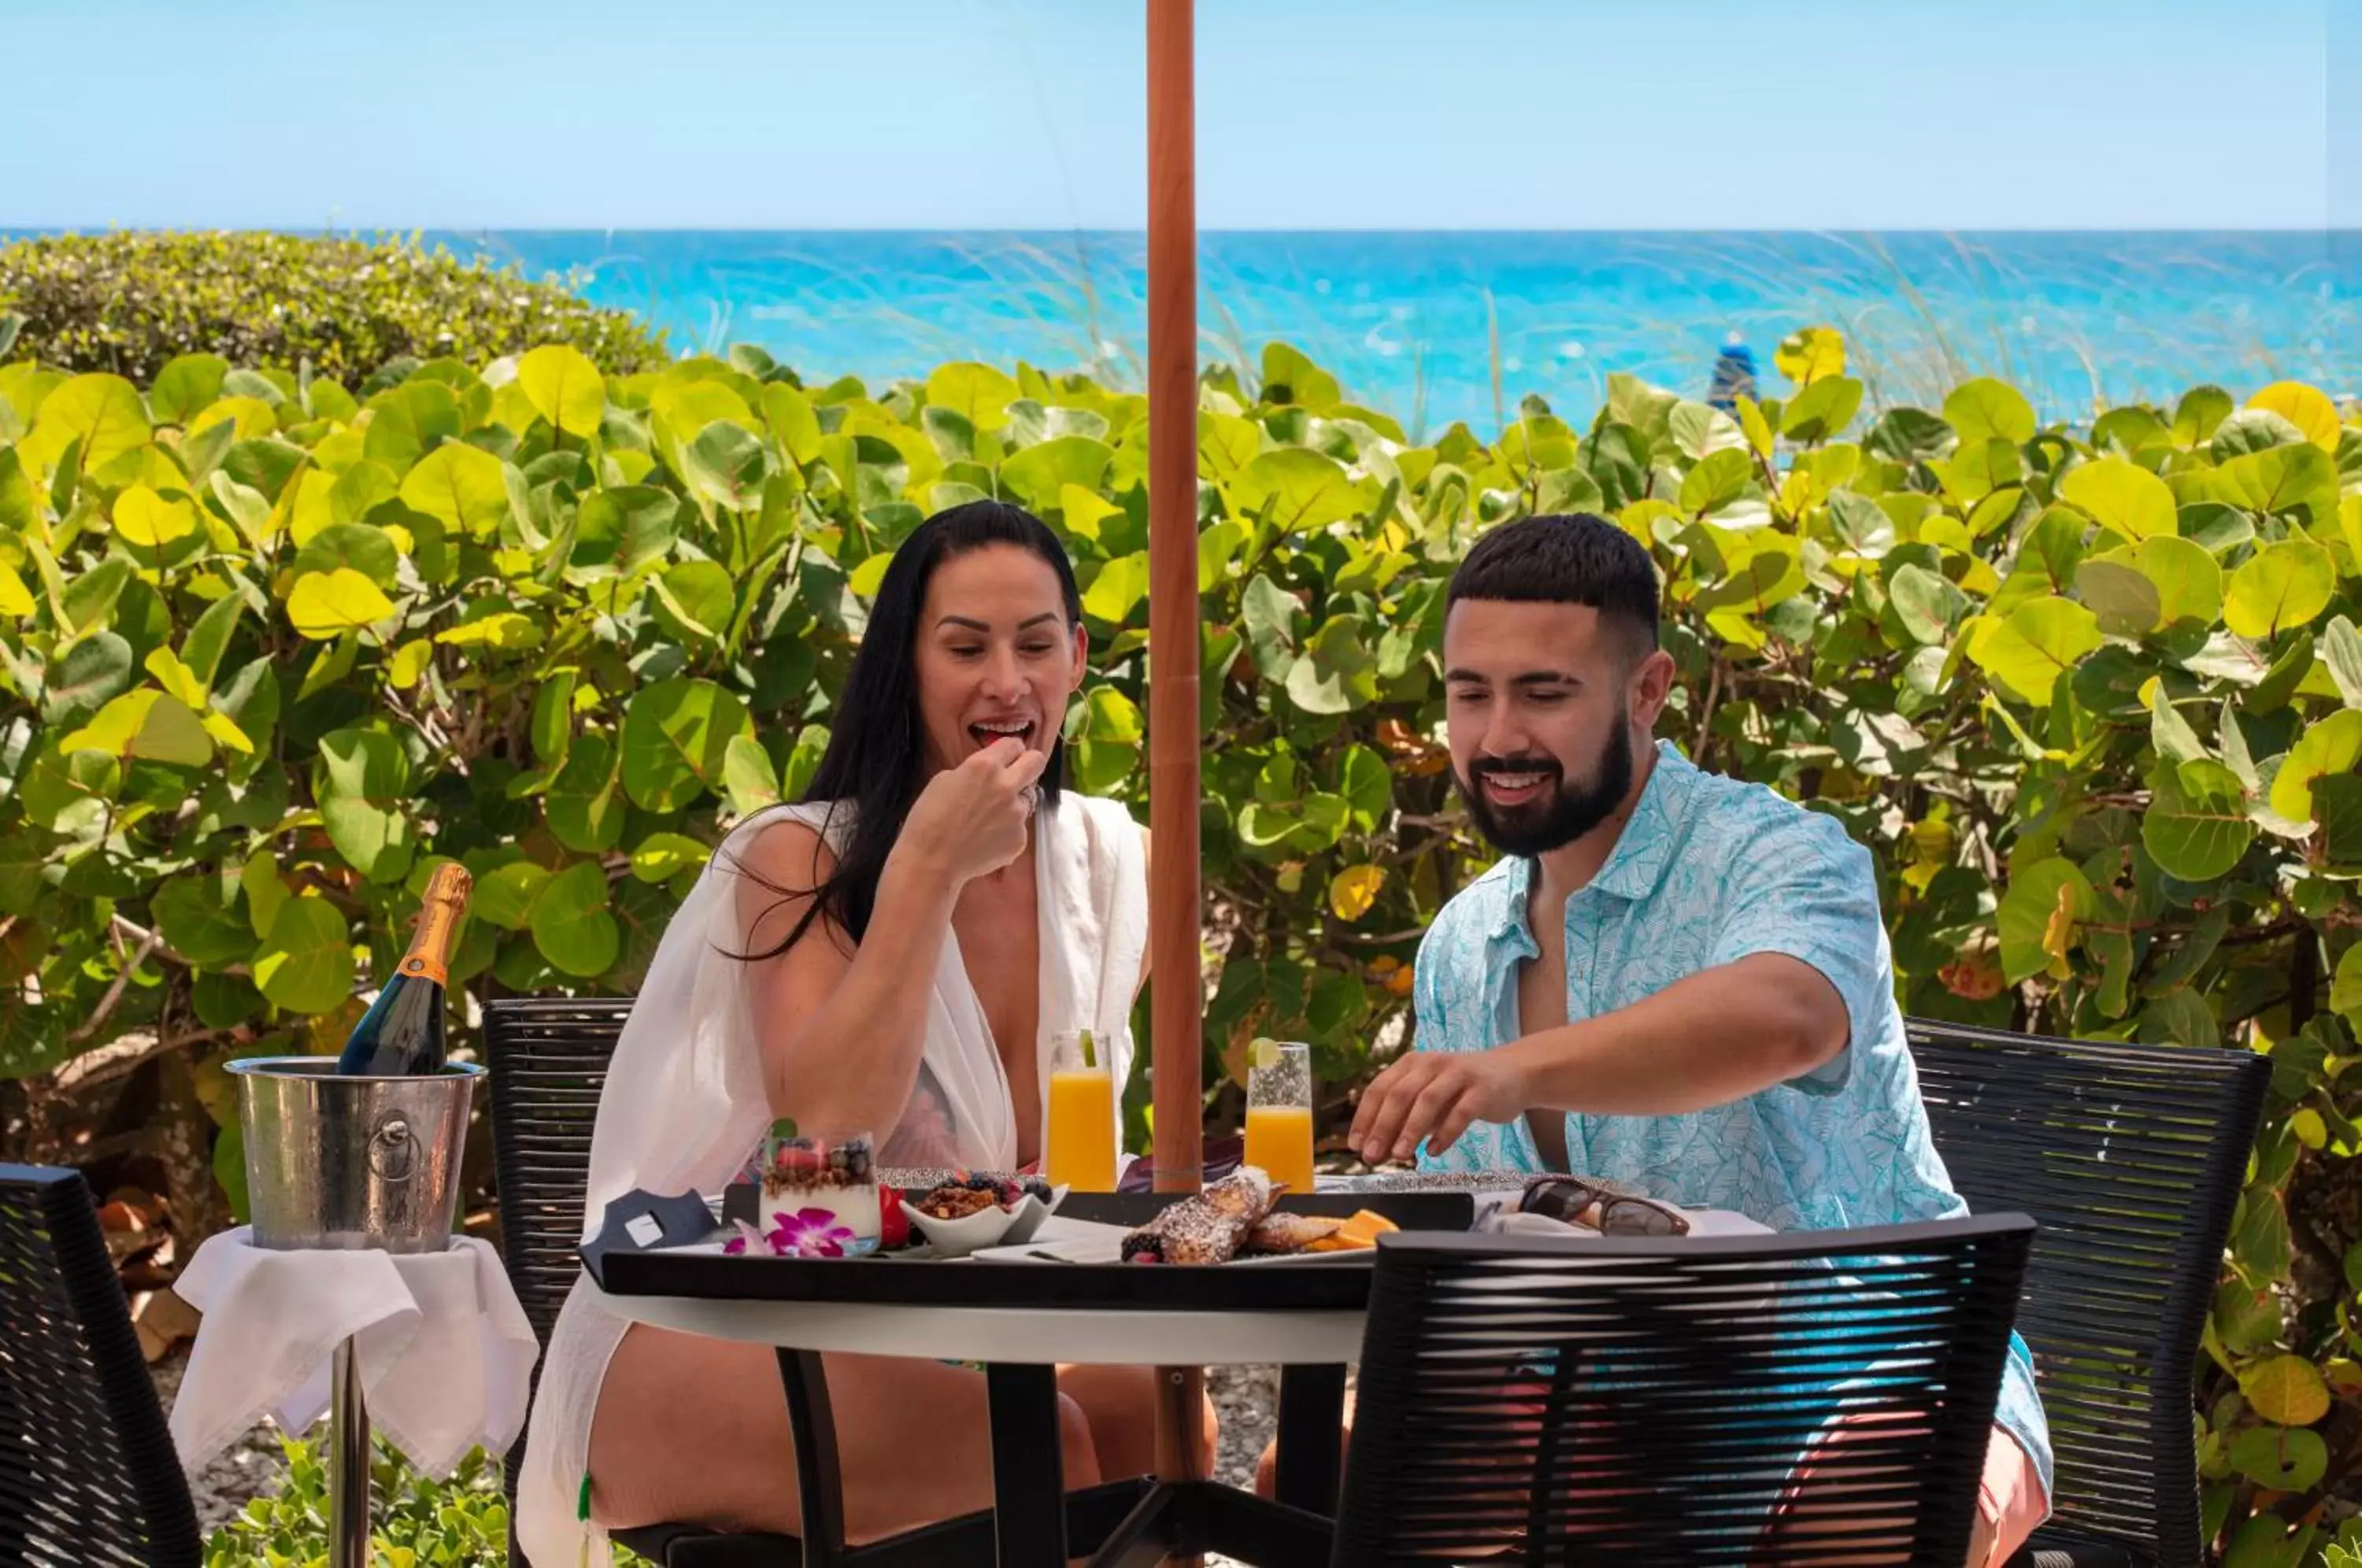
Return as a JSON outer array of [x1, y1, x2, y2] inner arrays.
[[724, 1208, 855, 1259]]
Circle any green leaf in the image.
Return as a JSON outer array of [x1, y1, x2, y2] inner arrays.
[[572, 486, 679, 575], [1694, 539, 1807, 616], [682, 420, 771, 513], [2060, 457, 2175, 542], [473, 863, 551, 930], [1969, 597, 2103, 707], [1242, 575, 1301, 675], [253, 895, 354, 1015], [2125, 534, 2223, 627], [516, 344, 605, 437], [2149, 689, 2208, 767], [2267, 708, 2362, 824], [2314, 775, 2362, 867], [1778, 375, 1862, 443], [287, 568, 395, 641], [2224, 538, 2335, 639], [62, 689, 213, 767], [530, 860, 620, 978], [2228, 1426, 2327, 1492], [1340, 744, 1392, 834], [2216, 441, 2339, 523], [1678, 449, 1753, 514], [531, 671, 577, 771], [998, 436, 1113, 512], [313, 728, 416, 884], [41, 633, 134, 725], [2143, 760, 2256, 882], [291, 522, 401, 590], [722, 733, 782, 816], [1232, 448, 1379, 533], [1285, 616, 1379, 714], [1082, 552, 1150, 626], [2322, 616, 2362, 708], [629, 833, 712, 883], [621, 679, 752, 812], [180, 593, 246, 690], [152, 875, 254, 968], [398, 441, 510, 539], [650, 560, 735, 643], [1260, 342, 1342, 411], [2075, 557, 2160, 637], [1943, 378, 2036, 445]]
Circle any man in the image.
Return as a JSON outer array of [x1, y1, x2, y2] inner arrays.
[[1346, 512, 2050, 1566]]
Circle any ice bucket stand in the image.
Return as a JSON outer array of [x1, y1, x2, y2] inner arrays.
[[228, 1056, 485, 1568]]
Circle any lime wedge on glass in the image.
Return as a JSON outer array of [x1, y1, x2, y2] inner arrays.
[[1249, 1037, 1281, 1074]]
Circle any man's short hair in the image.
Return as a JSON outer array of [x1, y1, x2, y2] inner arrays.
[[1446, 512, 1660, 653]]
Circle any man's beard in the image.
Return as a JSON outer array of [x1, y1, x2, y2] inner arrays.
[[1454, 713, 1635, 858]]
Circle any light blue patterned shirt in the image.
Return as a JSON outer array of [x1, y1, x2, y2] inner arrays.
[[1414, 739, 2052, 1500]]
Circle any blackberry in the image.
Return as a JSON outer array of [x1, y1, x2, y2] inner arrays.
[[961, 1172, 999, 1193], [1020, 1177, 1052, 1202]]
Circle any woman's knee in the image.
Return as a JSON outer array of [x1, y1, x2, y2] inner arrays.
[[1056, 1392, 1102, 1488]]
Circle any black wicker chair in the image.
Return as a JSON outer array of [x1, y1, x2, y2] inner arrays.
[[483, 996, 1148, 1568], [1909, 1020, 2271, 1568], [0, 1163, 205, 1567], [1329, 1215, 2038, 1566]]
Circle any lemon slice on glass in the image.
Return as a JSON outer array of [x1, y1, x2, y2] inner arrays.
[[1248, 1037, 1282, 1074]]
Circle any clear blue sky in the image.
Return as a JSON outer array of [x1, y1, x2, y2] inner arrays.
[[2, 0, 2349, 231]]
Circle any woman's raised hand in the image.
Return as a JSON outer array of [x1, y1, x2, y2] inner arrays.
[[895, 739, 1050, 886]]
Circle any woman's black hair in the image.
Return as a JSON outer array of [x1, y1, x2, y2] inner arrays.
[[725, 499, 1082, 961]]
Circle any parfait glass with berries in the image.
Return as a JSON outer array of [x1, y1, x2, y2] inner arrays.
[[754, 1121, 882, 1257]]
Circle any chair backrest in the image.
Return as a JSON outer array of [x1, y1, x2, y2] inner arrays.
[[1907, 1019, 2269, 1564], [480, 995, 635, 1345], [1332, 1215, 2037, 1566], [0, 1164, 204, 1567]]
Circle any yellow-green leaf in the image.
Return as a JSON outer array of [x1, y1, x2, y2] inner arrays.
[[1773, 327, 1846, 386], [0, 561, 33, 617], [2268, 708, 2362, 823], [925, 362, 1020, 433], [398, 441, 510, 538], [1943, 378, 2036, 446], [61, 689, 213, 767], [2248, 380, 2340, 452], [516, 344, 607, 437], [848, 552, 894, 598], [1968, 597, 2102, 707], [2224, 538, 2335, 640], [31, 372, 152, 472], [112, 483, 197, 547], [1327, 864, 1387, 922], [388, 639, 433, 688], [2240, 1354, 2331, 1427], [201, 711, 255, 754], [2059, 457, 2175, 542], [143, 648, 208, 708], [286, 569, 397, 641]]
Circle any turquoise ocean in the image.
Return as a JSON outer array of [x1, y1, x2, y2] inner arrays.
[[446, 230, 2353, 439]]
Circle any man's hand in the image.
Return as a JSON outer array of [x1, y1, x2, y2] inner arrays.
[[1349, 1047, 1533, 1165]]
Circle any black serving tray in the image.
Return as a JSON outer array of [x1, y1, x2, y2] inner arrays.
[[583, 1189, 1472, 1311]]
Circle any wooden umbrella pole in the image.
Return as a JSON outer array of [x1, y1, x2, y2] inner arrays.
[[1144, 0, 1207, 1522]]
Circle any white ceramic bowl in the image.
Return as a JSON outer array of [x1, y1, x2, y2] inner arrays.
[[904, 1185, 1068, 1259]]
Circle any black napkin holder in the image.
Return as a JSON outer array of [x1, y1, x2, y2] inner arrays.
[[579, 1188, 722, 1276]]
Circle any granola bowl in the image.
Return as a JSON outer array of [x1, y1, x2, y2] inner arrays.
[[904, 1177, 1068, 1259]]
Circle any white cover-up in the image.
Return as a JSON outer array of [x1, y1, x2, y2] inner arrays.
[[515, 794, 1147, 1566]]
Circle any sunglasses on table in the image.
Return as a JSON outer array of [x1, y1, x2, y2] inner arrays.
[[1518, 1175, 1692, 1237]]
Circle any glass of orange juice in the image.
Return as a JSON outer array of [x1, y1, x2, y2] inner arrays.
[[1045, 1030, 1117, 1192], [1245, 1038, 1316, 1196]]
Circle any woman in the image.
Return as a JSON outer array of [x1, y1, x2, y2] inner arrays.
[[518, 501, 1210, 1566]]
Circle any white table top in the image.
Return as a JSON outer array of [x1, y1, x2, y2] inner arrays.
[[585, 1278, 1369, 1366]]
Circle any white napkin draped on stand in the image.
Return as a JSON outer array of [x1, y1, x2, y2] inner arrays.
[[169, 1227, 540, 1480]]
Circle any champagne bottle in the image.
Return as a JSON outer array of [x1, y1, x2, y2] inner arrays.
[[336, 863, 472, 1077]]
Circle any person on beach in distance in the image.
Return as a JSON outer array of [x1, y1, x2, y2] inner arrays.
[[1301, 512, 2053, 1566], [516, 501, 1212, 1565]]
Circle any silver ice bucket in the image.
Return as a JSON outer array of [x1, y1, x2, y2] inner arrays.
[[228, 1057, 485, 1253]]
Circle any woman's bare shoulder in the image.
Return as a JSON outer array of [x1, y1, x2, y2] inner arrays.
[[724, 810, 841, 892]]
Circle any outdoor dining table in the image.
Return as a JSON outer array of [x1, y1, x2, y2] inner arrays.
[[580, 1185, 1484, 1568]]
